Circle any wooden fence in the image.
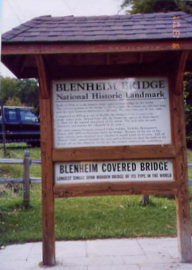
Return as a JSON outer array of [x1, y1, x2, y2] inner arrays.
[[0, 152, 192, 207], [0, 151, 41, 207]]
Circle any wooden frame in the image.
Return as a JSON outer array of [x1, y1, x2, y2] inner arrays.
[[2, 40, 192, 55], [34, 50, 192, 266], [50, 75, 175, 195]]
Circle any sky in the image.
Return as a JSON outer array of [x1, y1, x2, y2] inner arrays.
[[0, 0, 126, 77]]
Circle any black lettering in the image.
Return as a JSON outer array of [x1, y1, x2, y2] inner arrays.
[[87, 83, 94, 90], [69, 164, 73, 173], [85, 164, 88, 173], [133, 81, 139, 89], [153, 162, 158, 170], [117, 163, 121, 171], [140, 163, 145, 171], [159, 162, 164, 170], [159, 80, 165, 89], [122, 163, 126, 171], [92, 164, 98, 172], [56, 84, 64, 91], [71, 83, 76, 91], [145, 162, 150, 171], [102, 163, 107, 172], [96, 83, 103, 90], [77, 83, 85, 90], [73, 164, 79, 173], [60, 165, 64, 174], [107, 163, 112, 172], [132, 163, 136, 171], [151, 81, 158, 89], [143, 81, 150, 89], [164, 162, 168, 171]]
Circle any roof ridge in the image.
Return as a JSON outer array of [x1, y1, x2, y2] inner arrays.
[[27, 11, 187, 21]]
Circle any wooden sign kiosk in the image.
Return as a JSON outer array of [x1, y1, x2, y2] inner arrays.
[[2, 11, 192, 266]]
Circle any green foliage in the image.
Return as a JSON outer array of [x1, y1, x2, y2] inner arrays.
[[184, 73, 192, 148], [5, 97, 23, 107], [0, 78, 18, 105], [17, 79, 39, 110], [121, 0, 192, 14], [0, 77, 39, 111]]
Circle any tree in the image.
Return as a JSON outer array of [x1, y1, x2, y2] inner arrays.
[[0, 77, 19, 105], [184, 73, 192, 148], [17, 79, 39, 111], [0, 77, 39, 112], [121, 0, 192, 14], [5, 97, 23, 106]]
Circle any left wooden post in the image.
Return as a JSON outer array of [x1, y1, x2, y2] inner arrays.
[[35, 55, 56, 266], [23, 151, 30, 208]]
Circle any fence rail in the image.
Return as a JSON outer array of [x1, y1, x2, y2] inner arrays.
[[0, 151, 41, 207], [0, 158, 24, 164], [0, 154, 42, 184], [0, 152, 192, 207]]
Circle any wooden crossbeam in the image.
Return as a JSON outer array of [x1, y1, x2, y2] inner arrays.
[[2, 40, 192, 56]]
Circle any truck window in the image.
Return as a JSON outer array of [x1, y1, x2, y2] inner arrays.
[[20, 109, 38, 123], [4, 109, 18, 122]]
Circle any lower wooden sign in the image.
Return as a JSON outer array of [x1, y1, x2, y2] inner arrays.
[[54, 159, 173, 184]]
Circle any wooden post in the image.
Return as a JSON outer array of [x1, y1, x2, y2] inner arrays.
[[176, 187, 192, 262], [174, 94, 192, 262], [23, 151, 30, 208], [1, 103, 7, 157], [171, 53, 192, 262], [141, 195, 150, 206], [36, 55, 55, 266]]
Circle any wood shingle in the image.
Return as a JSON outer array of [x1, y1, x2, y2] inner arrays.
[[2, 11, 192, 43]]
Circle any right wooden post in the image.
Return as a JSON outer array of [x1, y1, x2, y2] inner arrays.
[[171, 52, 192, 262]]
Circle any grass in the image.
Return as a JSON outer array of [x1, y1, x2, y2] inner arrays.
[[0, 187, 179, 247], [54, 195, 177, 240], [0, 143, 41, 178], [0, 143, 192, 247], [0, 185, 42, 246]]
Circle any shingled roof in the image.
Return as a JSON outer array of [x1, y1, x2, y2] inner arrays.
[[2, 11, 192, 43]]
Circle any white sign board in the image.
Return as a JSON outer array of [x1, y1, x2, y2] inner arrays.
[[53, 78, 171, 148], [55, 160, 173, 184]]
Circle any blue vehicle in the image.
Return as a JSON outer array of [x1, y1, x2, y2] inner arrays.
[[0, 106, 40, 146]]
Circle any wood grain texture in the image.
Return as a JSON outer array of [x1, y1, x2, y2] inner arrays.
[[170, 73, 192, 262], [52, 145, 176, 162], [2, 40, 192, 55], [54, 181, 178, 198], [35, 55, 49, 99], [39, 81, 55, 265]]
